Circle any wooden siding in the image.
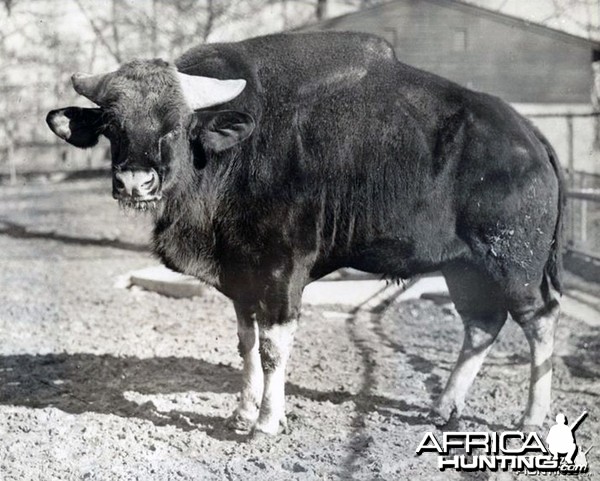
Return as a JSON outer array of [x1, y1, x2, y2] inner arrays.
[[304, 0, 597, 104]]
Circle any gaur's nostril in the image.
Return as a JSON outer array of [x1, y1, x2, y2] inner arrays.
[[141, 171, 157, 189]]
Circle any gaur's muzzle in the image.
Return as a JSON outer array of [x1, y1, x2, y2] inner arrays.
[[113, 169, 160, 201]]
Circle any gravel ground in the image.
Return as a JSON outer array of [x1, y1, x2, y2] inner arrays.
[[0, 178, 598, 481]]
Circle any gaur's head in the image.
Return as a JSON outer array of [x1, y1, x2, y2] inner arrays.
[[46, 59, 255, 210]]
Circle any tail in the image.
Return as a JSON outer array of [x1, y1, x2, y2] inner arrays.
[[532, 126, 565, 294]]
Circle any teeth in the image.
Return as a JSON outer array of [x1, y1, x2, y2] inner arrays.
[[117, 198, 160, 213]]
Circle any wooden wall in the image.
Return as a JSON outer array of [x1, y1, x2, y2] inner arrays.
[[305, 0, 597, 104]]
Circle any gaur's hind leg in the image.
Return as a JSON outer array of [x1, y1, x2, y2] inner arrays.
[[432, 265, 508, 424], [508, 277, 560, 429], [227, 302, 263, 432]]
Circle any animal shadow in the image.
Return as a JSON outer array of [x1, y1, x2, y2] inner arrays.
[[0, 352, 428, 441]]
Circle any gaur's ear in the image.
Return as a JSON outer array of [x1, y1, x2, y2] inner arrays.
[[192, 110, 255, 153], [46, 107, 105, 148]]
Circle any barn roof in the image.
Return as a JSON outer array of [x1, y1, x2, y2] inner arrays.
[[307, 0, 600, 49]]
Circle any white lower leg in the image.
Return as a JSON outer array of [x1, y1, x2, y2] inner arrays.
[[435, 314, 505, 420], [519, 301, 559, 427], [435, 343, 495, 417], [236, 320, 263, 421], [522, 329, 554, 427], [254, 320, 297, 435]]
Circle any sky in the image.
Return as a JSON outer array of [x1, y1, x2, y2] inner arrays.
[[3, 0, 599, 46], [208, 0, 600, 42], [464, 0, 599, 40]]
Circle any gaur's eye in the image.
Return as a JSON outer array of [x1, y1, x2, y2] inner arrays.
[[159, 129, 181, 150], [161, 129, 180, 142], [104, 123, 120, 139]]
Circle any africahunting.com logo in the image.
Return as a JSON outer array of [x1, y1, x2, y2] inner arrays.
[[416, 411, 593, 475]]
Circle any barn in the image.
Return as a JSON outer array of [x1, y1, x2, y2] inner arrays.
[[301, 0, 600, 105]]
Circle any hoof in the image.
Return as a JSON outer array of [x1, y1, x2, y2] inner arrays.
[[429, 402, 460, 428], [250, 428, 275, 442], [226, 411, 257, 433], [251, 416, 289, 437], [519, 420, 542, 432]]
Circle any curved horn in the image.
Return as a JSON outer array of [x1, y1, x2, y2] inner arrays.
[[71, 72, 109, 104], [177, 72, 246, 110]]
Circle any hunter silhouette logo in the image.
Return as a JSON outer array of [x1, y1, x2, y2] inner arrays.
[[415, 411, 592, 474], [547, 412, 592, 470]]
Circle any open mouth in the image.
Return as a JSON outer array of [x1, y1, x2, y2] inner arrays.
[[116, 196, 162, 211]]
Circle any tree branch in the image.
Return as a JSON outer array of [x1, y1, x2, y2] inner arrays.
[[72, 0, 122, 63]]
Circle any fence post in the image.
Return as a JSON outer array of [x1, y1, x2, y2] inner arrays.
[[580, 200, 587, 244], [566, 114, 575, 247], [8, 141, 16, 185]]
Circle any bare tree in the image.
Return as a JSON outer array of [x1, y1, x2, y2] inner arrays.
[[69, 0, 129, 64], [541, 0, 600, 40]]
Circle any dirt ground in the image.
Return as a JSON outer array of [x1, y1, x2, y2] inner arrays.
[[0, 177, 598, 481]]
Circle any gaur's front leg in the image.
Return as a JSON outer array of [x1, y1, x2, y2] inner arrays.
[[227, 302, 264, 432], [227, 275, 303, 436], [250, 276, 302, 436], [253, 317, 298, 435]]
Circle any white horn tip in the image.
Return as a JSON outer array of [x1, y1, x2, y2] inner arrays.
[[177, 73, 248, 110], [230, 79, 246, 96]]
